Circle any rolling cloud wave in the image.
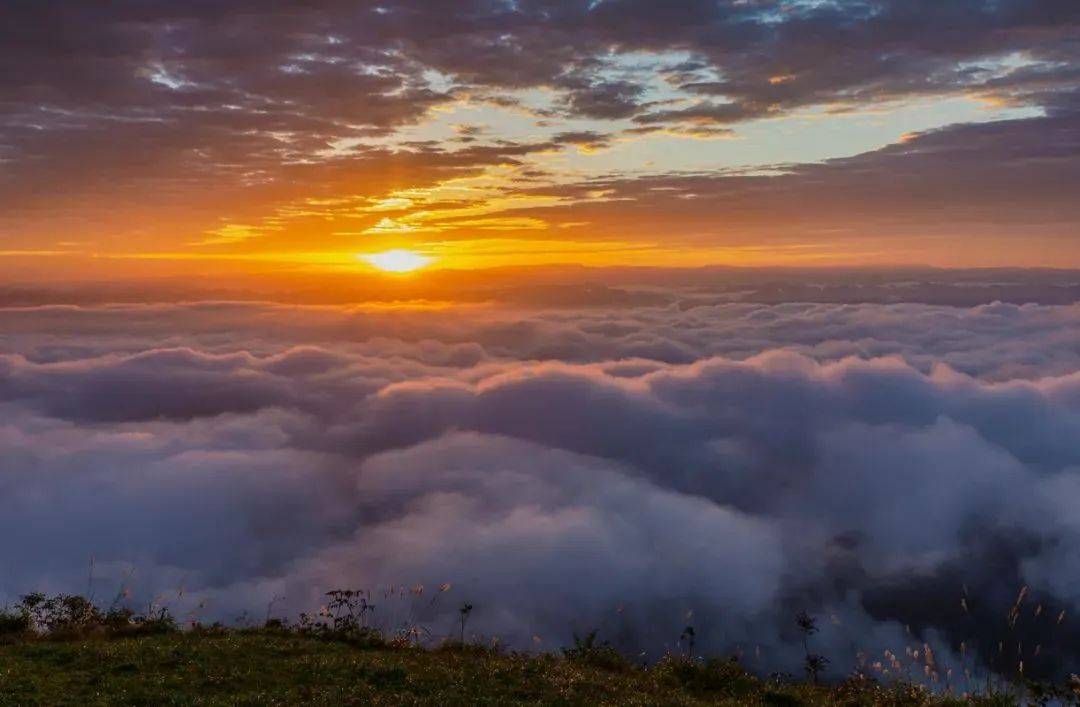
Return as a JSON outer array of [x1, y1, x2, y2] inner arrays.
[[2, 298, 1079, 676]]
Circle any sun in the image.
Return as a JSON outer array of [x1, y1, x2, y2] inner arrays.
[[360, 249, 434, 273]]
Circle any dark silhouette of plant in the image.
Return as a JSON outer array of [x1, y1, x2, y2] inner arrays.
[[0, 605, 31, 636], [324, 589, 376, 632], [804, 654, 829, 685], [563, 629, 628, 671], [394, 622, 432, 648], [5, 592, 175, 638], [129, 606, 178, 636], [795, 610, 828, 684], [795, 610, 817, 640], [264, 595, 286, 628], [459, 603, 473, 643], [680, 625, 696, 659], [295, 589, 385, 648], [20, 593, 101, 634]]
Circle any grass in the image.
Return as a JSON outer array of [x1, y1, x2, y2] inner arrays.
[[0, 629, 1041, 706], [2, 591, 1076, 705]]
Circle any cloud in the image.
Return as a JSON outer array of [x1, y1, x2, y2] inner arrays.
[[294, 433, 787, 651], [558, 79, 647, 120], [520, 107, 1080, 261], [2, 293, 1080, 676], [1, 1, 1077, 262]]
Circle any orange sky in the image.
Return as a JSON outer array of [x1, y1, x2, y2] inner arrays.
[[2, 3, 1078, 282]]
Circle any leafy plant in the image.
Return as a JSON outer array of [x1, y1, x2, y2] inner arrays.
[[295, 589, 386, 648], [679, 624, 696, 658], [5, 593, 176, 639], [795, 610, 828, 684]]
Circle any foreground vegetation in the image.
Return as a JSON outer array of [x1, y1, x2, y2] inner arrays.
[[0, 630, 1032, 706], [1, 593, 1078, 705]]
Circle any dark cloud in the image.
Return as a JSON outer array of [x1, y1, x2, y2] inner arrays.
[[633, 100, 768, 126], [551, 130, 612, 151], [1, 0, 1077, 248], [558, 79, 646, 120], [2, 291, 1080, 677]]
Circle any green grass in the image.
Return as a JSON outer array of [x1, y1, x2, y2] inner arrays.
[[0, 630, 1017, 706]]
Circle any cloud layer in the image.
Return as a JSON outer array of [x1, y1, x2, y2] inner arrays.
[[2, 292, 1080, 677]]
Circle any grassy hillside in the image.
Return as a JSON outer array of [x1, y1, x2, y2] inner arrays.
[[2, 592, 1074, 705], [0, 629, 1041, 706]]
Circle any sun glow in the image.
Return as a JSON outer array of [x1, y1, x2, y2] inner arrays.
[[360, 249, 434, 273]]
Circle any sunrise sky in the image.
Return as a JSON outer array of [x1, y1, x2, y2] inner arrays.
[[2, 1, 1078, 282], [5, 3, 1080, 678]]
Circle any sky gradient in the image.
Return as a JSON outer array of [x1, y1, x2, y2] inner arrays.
[[1, 0, 1078, 280], [5, 3, 1080, 679]]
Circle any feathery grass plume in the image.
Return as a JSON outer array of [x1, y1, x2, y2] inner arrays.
[[428, 582, 452, 607]]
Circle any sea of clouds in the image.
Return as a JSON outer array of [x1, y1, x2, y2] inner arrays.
[[2, 294, 1080, 677]]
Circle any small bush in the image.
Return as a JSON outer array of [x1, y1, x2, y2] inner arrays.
[[0, 607, 31, 637], [123, 608, 179, 637], [5, 593, 177, 640], [563, 629, 629, 672], [18, 593, 103, 638], [296, 599, 388, 650]]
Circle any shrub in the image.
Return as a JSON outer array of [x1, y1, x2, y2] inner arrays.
[[5, 593, 177, 639], [296, 591, 388, 649], [124, 607, 179, 637], [19, 593, 101, 636], [0, 607, 31, 637], [563, 629, 628, 672]]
